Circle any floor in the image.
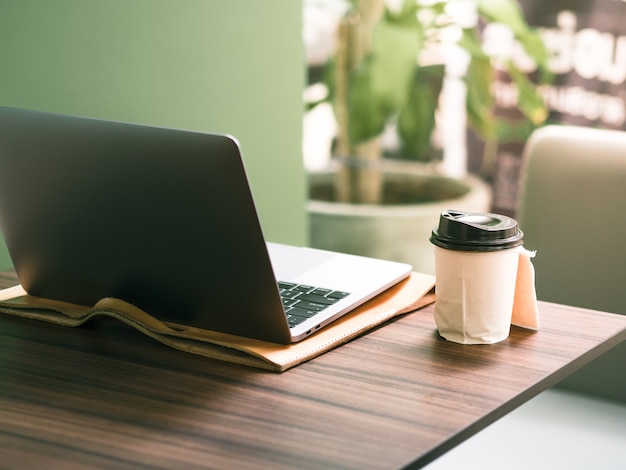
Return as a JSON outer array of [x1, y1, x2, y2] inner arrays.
[[424, 388, 626, 470]]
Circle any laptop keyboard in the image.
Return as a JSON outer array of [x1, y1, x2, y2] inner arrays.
[[278, 281, 350, 328]]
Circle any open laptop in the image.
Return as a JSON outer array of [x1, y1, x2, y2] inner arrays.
[[0, 106, 412, 344]]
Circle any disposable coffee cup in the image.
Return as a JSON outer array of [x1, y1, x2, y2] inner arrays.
[[430, 210, 525, 344]]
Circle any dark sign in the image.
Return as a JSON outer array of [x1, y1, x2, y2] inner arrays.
[[487, 0, 626, 215]]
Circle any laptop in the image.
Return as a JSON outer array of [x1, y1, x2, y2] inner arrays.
[[0, 106, 412, 344]]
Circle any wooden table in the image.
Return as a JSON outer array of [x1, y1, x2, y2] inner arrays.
[[1, 270, 625, 469]]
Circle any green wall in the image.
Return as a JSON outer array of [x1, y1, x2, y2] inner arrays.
[[0, 0, 306, 270]]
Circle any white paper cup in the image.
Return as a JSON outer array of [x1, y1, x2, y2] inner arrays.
[[433, 245, 520, 344], [430, 210, 526, 345]]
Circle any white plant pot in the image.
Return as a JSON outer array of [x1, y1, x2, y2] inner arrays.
[[308, 165, 492, 275]]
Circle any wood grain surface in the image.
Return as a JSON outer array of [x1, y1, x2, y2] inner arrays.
[[1, 270, 625, 469]]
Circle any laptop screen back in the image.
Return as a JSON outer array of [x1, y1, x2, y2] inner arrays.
[[0, 107, 292, 343]]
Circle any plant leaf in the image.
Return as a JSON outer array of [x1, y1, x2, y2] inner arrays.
[[465, 55, 497, 140], [516, 29, 552, 83], [477, 0, 529, 36], [398, 64, 445, 160], [347, 18, 421, 144], [347, 55, 390, 142], [457, 28, 488, 60], [507, 64, 548, 125], [478, 0, 551, 82]]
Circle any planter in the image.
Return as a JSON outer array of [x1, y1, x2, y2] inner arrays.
[[308, 163, 492, 275]]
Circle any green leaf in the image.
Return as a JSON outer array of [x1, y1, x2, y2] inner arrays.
[[347, 18, 421, 144], [478, 0, 552, 82], [477, 0, 529, 36], [457, 28, 488, 60], [516, 29, 553, 83], [507, 64, 548, 125], [465, 56, 497, 140], [384, 0, 420, 27], [347, 55, 391, 142], [398, 65, 445, 159], [494, 117, 539, 143], [371, 20, 421, 108]]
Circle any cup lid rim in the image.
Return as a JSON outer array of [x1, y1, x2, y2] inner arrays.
[[429, 210, 524, 252]]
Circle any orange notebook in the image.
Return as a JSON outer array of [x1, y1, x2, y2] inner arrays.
[[0, 272, 435, 372]]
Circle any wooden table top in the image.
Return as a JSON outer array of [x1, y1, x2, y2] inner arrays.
[[1, 270, 625, 469]]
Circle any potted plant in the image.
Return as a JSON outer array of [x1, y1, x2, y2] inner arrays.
[[307, 0, 551, 273]]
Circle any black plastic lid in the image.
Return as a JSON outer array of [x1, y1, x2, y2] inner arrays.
[[430, 210, 524, 252]]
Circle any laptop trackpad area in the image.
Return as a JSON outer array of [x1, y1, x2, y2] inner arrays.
[[267, 242, 338, 280]]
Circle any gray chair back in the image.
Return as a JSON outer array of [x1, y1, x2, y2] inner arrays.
[[518, 125, 626, 403]]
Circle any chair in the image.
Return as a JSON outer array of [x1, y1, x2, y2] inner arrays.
[[517, 124, 626, 403]]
